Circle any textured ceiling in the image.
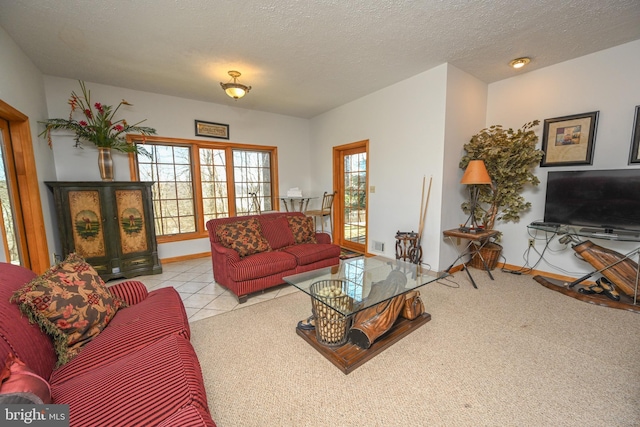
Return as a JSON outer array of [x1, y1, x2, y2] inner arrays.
[[1, 0, 640, 118]]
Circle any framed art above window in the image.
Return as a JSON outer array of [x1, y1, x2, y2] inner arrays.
[[195, 120, 229, 140], [629, 105, 640, 164], [540, 111, 599, 167]]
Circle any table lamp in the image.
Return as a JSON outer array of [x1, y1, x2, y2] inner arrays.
[[460, 160, 492, 231]]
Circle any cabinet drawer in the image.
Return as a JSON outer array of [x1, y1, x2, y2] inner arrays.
[[121, 256, 154, 270]]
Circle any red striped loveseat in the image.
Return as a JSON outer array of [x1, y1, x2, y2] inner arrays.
[[206, 211, 341, 303], [0, 262, 215, 427]]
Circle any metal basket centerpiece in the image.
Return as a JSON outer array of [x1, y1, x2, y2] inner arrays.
[[310, 279, 354, 347]]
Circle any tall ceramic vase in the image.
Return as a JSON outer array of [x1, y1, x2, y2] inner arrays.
[[98, 147, 114, 181]]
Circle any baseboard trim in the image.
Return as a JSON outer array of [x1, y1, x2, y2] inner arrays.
[[447, 261, 594, 285], [161, 252, 210, 264]]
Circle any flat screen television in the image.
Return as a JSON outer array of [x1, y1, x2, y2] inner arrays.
[[543, 169, 640, 233]]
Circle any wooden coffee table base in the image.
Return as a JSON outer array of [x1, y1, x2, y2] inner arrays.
[[296, 312, 431, 374]]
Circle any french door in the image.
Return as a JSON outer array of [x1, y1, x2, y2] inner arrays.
[[0, 118, 24, 264], [333, 140, 368, 254]]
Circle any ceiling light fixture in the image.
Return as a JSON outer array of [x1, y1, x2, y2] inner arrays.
[[509, 57, 531, 69], [220, 70, 251, 99]]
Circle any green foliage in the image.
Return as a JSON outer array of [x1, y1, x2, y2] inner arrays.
[[459, 120, 543, 230]]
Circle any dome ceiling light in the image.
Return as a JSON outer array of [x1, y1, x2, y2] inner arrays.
[[220, 70, 251, 99], [509, 57, 531, 69]]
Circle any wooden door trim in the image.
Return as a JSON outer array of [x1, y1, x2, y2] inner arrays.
[[0, 99, 50, 273], [332, 139, 369, 253], [0, 119, 26, 265]]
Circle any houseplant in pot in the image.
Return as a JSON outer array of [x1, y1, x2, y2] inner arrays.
[[459, 120, 544, 269], [39, 81, 156, 181]]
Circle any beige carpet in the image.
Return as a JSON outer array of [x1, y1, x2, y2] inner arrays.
[[190, 269, 640, 427]]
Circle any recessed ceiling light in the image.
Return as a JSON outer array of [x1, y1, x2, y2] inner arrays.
[[509, 57, 531, 69]]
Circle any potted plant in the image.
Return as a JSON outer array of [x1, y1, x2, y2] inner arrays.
[[39, 81, 156, 181], [459, 120, 544, 269]]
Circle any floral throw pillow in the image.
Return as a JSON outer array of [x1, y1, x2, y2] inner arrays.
[[216, 218, 271, 257], [11, 253, 127, 367], [287, 216, 317, 244]]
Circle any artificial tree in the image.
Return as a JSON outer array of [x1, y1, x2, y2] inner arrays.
[[460, 120, 544, 232]]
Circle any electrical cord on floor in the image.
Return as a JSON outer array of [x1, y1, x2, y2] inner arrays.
[[415, 261, 460, 288], [500, 231, 555, 275], [499, 228, 591, 277], [435, 275, 460, 288]]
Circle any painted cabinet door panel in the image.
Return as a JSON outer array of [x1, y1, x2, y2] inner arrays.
[[46, 181, 162, 280]]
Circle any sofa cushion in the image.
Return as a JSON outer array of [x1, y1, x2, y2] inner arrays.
[[0, 352, 51, 404], [229, 251, 297, 282], [282, 243, 342, 266], [51, 334, 211, 427], [0, 263, 57, 381], [287, 216, 317, 244], [50, 287, 190, 385], [260, 216, 295, 250], [11, 253, 126, 367], [216, 218, 271, 257]]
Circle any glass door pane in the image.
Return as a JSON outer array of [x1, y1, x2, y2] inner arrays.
[[0, 120, 23, 264], [343, 150, 367, 249]]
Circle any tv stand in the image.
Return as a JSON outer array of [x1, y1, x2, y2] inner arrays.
[[578, 227, 640, 239], [528, 223, 640, 242], [528, 222, 640, 310]]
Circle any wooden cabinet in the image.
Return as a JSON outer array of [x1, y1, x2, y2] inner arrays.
[[46, 181, 162, 280]]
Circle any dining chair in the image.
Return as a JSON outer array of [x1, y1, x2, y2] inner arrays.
[[249, 192, 261, 215], [250, 192, 278, 215], [305, 191, 336, 234]]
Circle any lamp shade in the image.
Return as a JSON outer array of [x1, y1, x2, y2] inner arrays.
[[222, 84, 248, 99], [460, 160, 492, 185]]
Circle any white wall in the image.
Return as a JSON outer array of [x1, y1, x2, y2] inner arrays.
[[0, 25, 57, 263], [440, 65, 488, 269], [43, 76, 313, 260], [310, 64, 451, 270], [486, 39, 640, 277]]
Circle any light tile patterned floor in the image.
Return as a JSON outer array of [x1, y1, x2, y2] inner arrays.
[[108, 257, 298, 323]]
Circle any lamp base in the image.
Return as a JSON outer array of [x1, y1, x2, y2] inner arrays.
[[458, 226, 486, 233], [460, 186, 485, 233]]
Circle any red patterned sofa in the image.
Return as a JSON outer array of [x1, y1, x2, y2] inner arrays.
[[0, 262, 215, 427], [206, 211, 340, 303]]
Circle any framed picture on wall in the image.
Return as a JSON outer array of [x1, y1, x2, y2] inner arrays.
[[195, 120, 229, 139], [540, 111, 599, 167], [628, 105, 640, 164]]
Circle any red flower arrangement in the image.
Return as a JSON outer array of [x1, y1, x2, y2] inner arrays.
[[39, 81, 156, 154]]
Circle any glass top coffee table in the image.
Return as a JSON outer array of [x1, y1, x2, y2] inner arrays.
[[284, 255, 446, 374]]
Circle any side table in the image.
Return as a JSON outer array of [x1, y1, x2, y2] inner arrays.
[[395, 231, 421, 264], [443, 228, 499, 288], [279, 196, 317, 212]]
